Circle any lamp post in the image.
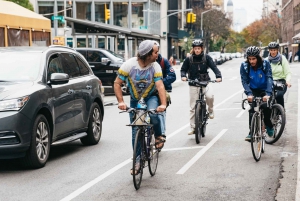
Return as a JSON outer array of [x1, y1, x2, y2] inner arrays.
[[201, 7, 220, 38]]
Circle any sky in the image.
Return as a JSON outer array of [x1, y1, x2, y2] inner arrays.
[[223, 0, 263, 25]]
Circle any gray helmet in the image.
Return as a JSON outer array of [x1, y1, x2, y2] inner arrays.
[[268, 42, 279, 49], [192, 39, 204, 47], [246, 46, 260, 57]]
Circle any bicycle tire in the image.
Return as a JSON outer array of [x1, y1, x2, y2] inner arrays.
[[201, 101, 207, 137], [265, 104, 286, 144], [148, 129, 159, 176], [133, 128, 143, 190], [195, 103, 202, 144], [251, 114, 262, 161]]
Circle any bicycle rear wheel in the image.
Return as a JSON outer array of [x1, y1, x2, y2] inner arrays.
[[251, 114, 262, 161], [265, 104, 286, 144], [133, 128, 143, 190], [195, 103, 202, 144], [148, 129, 159, 176], [201, 102, 207, 137]]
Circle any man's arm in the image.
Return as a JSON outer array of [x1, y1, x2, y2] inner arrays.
[[155, 80, 167, 112], [114, 77, 126, 110], [240, 63, 252, 96], [163, 58, 176, 86]]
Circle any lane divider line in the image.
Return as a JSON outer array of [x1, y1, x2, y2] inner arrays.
[[176, 129, 228, 175], [296, 79, 300, 201]]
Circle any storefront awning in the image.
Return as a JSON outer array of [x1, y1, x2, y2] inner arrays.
[[65, 17, 162, 40], [292, 32, 300, 40]]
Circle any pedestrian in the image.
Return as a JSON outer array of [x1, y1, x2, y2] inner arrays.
[[240, 46, 273, 141], [288, 50, 293, 63], [266, 42, 292, 108], [181, 39, 222, 135], [114, 40, 167, 175], [296, 49, 300, 62]]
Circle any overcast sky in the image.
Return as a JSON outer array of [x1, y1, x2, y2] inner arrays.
[[224, 0, 263, 25]]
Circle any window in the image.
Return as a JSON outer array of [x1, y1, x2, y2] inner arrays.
[[60, 53, 81, 78], [76, 2, 92, 21], [38, 1, 54, 27], [0, 28, 4, 47], [87, 51, 105, 62], [77, 50, 87, 60], [131, 2, 144, 29], [95, 2, 110, 23], [76, 56, 90, 76], [48, 54, 64, 80], [7, 29, 29, 46], [113, 2, 128, 27]]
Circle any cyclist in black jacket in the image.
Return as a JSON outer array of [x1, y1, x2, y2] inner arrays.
[[181, 39, 222, 135]]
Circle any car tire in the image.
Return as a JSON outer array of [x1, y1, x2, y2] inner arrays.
[[21, 114, 51, 169], [80, 102, 102, 145]]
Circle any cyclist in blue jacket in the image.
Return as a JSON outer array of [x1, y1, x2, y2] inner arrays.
[[240, 46, 273, 141], [156, 53, 176, 92]]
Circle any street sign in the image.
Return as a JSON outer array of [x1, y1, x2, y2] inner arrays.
[[51, 16, 64, 21]]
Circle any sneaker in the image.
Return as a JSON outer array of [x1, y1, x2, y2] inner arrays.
[[209, 112, 214, 119], [188, 129, 195, 135], [266, 126, 274, 137], [245, 134, 251, 142]]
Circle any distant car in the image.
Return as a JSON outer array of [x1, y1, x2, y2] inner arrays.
[[75, 48, 124, 95], [175, 59, 181, 65], [208, 52, 222, 65], [231, 53, 237, 58], [0, 46, 104, 168], [208, 54, 218, 65], [236, 52, 242, 58], [221, 53, 228, 62], [225, 53, 232, 60]]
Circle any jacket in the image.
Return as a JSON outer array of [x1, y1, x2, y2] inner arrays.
[[180, 53, 222, 86], [240, 60, 273, 96], [156, 54, 176, 92], [265, 56, 291, 82]]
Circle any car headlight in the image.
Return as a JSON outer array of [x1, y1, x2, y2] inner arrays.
[[0, 96, 30, 111]]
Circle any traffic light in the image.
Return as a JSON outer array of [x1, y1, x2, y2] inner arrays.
[[105, 4, 110, 21], [186, 12, 192, 23], [191, 13, 196, 23]]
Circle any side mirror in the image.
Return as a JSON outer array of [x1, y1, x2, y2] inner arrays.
[[101, 58, 109, 63], [50, 73, 69, 85], [106, 61, 111, 66]]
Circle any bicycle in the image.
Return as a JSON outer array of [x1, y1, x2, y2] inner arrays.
[[120, 105, 160, 190], [242, 97, 267, 161], [188, 79, 216, 144], [265, 80, 286, 144]]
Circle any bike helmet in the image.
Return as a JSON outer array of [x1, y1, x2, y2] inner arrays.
[[192, 39, 204, 47], [246, 46, 260, 57], [268, 41, 279, 49]]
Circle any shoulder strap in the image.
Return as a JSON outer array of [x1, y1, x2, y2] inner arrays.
[[203, 53, 207, 64], [160, 58, 165, 70]]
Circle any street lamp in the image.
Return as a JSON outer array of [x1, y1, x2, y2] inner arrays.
[[201, 7, 221, 38]]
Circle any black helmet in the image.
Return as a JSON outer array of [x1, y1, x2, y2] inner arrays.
[[246, 46, 260, 57], [268, 42, 279, 49], [192, 39, 204, 47]]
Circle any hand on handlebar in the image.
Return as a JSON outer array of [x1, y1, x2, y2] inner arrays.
[[181, 77, 187, 82], [156, 105, 166, 112], [118, 102, 127, 110], [247, 95, 253, 102], [263, 95, 270, 102], [216, 78, 222, 82]]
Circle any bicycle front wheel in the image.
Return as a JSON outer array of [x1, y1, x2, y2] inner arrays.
[[265, 104, 286, 144], [133, 128, 143, 190], [251, 114, 262, 161], [201, 102, 207, 137], [195, 103, 202, 144], [148, 130, 159, 176]]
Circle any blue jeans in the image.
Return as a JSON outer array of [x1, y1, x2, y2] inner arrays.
[[129, 96, 166, 155]]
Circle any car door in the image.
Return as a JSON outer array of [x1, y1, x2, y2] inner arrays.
[[47, 53, 75, 138], [59, 52, 87, 131]]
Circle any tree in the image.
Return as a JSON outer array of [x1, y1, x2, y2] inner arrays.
[[6, 0, 34, 11], [179, 31, 195, 55]]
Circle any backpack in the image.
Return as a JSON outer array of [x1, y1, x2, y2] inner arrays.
[[188, 54, 210, 81]]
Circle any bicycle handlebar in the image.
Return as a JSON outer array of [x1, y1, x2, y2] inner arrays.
[[119, 107, 157, 115]]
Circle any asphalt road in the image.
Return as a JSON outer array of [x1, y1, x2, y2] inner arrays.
[[1, 58, 299, 201]]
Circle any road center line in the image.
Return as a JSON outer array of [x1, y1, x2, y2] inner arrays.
[[296, 79, 300, 201], [176, 129, 228, 175]]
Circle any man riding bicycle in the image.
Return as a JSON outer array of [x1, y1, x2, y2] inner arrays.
[[240, 46, 274, 141], [181, 39, 222, 135], [114, 40, 167, 174]]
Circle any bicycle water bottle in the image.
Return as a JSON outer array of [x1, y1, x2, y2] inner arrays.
[[135, 97, 147, 125]]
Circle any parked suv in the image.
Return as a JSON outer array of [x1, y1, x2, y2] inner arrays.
[[0, 46, 104, 168], [75, 48, 124, 95]]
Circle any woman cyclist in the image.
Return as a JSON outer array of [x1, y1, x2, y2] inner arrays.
[[240, 46, 273, 141], [267, 42, 292, 108], [181, 39, 222, 135]]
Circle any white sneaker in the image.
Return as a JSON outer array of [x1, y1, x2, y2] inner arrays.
[[209, 112, 214, 119], [188, 129, 195, 135]]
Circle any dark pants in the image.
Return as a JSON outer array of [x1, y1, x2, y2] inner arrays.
[[289, 57, 292, 63], [248, 89, 272, 130], [275, 85, 287, 108]]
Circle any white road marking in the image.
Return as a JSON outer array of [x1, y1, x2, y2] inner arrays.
[[176, 129, 228, 175], [296, 79, 300, 201], [236, 105, 250, 118], [167, 124, 190, 139], [214, 89, 243, 109], [162, 146, 204, 151], [60, 158, 132, 201]]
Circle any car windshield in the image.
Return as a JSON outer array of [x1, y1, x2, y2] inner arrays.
[[0, 52, 42, 81], [104, 49, 124, 60]]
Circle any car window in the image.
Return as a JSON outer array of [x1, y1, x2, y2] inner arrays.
[[88, 51, 102, 62], [75, 56, 90, 76], [60, 53, 81, 78], [77, 50, 87, 60], [47, 54, 64, 80]]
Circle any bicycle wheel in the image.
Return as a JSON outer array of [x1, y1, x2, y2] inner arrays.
[[251, 114, 262, 161], [201, 102, 207, 137], [265, 104, 286, 144], [195, 103, 202, 144], [133, 128, 143, 190], [148, 129, 159, 176]]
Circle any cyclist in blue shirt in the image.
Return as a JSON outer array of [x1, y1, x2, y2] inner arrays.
[[240, 46, 274, 141]]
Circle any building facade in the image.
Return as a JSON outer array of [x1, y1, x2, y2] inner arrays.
[[263, 0, 282, 17], [233, 8, 247, 32]]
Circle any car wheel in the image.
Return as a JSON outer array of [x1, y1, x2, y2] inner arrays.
[[80, 102, 102, 145], [21, 114, 50, 169]]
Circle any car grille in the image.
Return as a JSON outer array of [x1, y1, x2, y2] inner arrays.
[[0, 131, 20, 145]]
